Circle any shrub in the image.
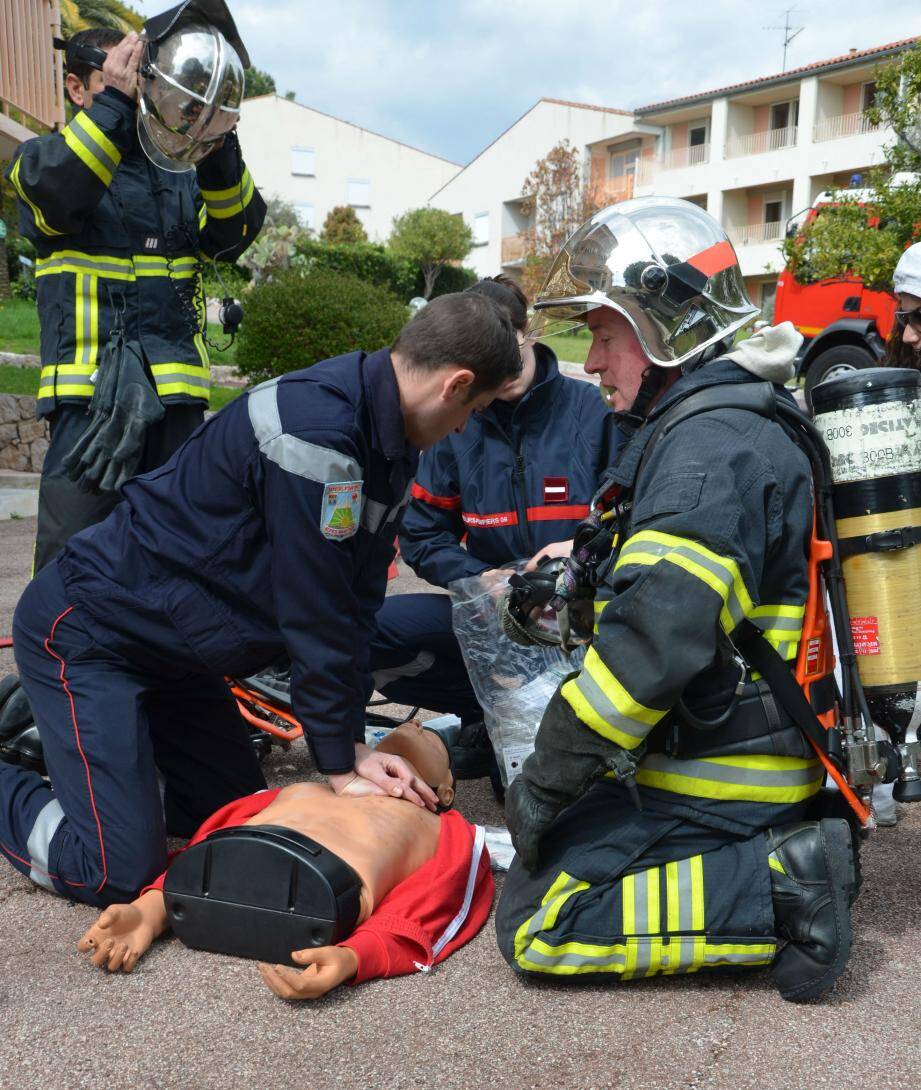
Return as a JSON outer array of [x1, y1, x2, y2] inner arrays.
[[235, 267, 408, 384], [322, 205, 368, 245], [295, 238, 416, 298]]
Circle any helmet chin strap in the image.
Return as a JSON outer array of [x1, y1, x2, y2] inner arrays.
[[612, 365, 669, 434]]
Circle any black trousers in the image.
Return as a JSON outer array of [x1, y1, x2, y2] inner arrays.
[[33, 402, 204, 573]]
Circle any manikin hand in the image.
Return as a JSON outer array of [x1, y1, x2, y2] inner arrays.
[[77, 904, 156, 972], [258, 945, 359, 1000], [102, 32, 145, 101]]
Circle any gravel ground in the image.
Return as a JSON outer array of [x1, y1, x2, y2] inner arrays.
[[1, 514, 920, 1090]]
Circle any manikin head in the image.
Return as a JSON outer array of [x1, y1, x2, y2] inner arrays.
[[465, 275, 537, 402], [374, 721, 455, 810], [63, 27, 125, 111], [584, 306, 679, 415], [390, 293, 521, 449]]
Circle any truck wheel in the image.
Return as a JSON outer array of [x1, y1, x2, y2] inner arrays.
[[804, 344, 876, 410]]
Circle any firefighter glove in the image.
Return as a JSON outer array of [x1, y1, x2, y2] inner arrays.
[[506, 684, 644, 871], [63, 334, 165, 494]]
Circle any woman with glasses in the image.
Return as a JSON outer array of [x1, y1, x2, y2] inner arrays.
[[371, 276, 621, 787]]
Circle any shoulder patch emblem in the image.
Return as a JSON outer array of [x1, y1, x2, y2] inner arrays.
[[320, 481, 363, 540]]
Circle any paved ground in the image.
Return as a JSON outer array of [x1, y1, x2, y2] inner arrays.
[[1, 514, 921, 1090]]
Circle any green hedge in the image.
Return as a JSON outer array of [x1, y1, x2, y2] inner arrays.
[[234, 268, 409, 384], [294, 238, 476, 301]]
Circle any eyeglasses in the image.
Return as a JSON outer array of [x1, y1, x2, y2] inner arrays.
[[895, 308, 921, 334]]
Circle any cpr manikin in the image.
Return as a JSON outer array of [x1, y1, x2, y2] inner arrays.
[[78, 723, 492, 1000]]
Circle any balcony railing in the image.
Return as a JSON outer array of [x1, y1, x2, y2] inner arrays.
[[501, 233, 527, 264], [0, 0, 65, 130], [663, 142, 710, 170], [725, 126, 798, 159], [813, 111, 883, 143], [728, 221, 785, 246]]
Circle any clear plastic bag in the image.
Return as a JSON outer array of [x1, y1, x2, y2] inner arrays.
[[449, 567, 583, 786]]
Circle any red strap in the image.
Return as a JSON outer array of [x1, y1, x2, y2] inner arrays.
[[411, 482, 461, 511]]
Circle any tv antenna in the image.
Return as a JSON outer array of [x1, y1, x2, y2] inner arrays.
[[764, 8, 805, 72]]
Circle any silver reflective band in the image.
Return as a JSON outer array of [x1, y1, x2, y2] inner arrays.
[[67, 116, 119, 178], [151, 370, 210, 390], [640, 753, 820, 788], [26, 797, 65, 892], [248, 380, 363, 484], [372, 651, 435, 690]]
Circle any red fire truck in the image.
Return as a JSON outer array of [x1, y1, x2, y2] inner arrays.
[[774, 187, 898, 404]]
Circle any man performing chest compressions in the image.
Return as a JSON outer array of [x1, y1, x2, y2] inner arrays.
[[77, 723, 494, 1000]]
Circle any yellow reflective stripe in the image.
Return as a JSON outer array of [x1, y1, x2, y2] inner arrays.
[[665, 861, 680, 932], [10, 157, 64, 237], [73, 273, 99, 367], [751, 604, 805, 620], [621, 873, 635, 935], [63, 111, 121, 186], [513, 870, 590, 971], [690, 854, 705, 932], [634, 753, 824, 803], [74, 273, 84, 366], [703, 943, 776, 967], [522, 935, 629, 975], [768, 854, 786, 875], [201, 168, 254, 218], [616, 529, 755, 634], [561, 646, 666, 750], [647, 866, 660, 938], [198, 203, 207, 229]]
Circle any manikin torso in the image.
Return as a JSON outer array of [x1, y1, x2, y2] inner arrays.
[[244, 784, 442, 923]]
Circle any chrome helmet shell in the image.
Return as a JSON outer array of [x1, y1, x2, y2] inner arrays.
[[531, 196, 759, 367], [138, 21, 244, 172]]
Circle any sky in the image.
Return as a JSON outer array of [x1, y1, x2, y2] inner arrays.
[[132, 0, 921, 165]]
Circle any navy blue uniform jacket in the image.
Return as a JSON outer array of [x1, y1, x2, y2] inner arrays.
[[56, 349, 416, 775], [400, 346, 620, 586]]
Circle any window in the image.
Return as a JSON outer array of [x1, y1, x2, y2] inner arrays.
[[770, 100, 799, 131], [609, 149, 639, 179], [473, 212, 489, 246], [689, 124, 708, 147], [290, 147, 316, 176], [348, 180, 371, 207], [763, 199, 784, 224], [294, 203, 315, 230], [862, 81, 878, 113]]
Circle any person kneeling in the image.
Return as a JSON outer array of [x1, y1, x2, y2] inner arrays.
[[77, 723, 492, 1000]]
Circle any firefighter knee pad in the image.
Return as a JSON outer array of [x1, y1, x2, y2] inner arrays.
[[163, 825, 362, 966]]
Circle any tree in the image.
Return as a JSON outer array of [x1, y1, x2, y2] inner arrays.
[[60, 0, 143, 37], [321, 206, 368, 245], [244, 67, 276, 100], [388, 208, 473, 299], [781, 41, 921, 292], [519, 139, 605, 299]]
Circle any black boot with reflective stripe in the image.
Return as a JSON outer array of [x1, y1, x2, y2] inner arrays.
[[767, 818, 857, 1002]]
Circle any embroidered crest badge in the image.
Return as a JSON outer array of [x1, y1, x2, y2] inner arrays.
[[320, 481, 363, 540]]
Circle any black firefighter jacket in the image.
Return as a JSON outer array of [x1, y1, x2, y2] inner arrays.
[[6, 86, 266, 417]]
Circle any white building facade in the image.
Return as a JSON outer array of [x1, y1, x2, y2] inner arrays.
[[428, 99, 641, 280], [630, 39, 915, 316], [237, 95, 459, 243]]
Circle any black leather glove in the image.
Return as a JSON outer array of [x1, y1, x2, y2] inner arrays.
[[507, 683, 644, 871], [63, 334, 165, 494]]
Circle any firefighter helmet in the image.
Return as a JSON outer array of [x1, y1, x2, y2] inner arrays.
[[137, 14, 245, 172], [530, 196, 759, 368]]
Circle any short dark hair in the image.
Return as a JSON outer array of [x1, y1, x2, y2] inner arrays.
[[65, 28, 124, 91], [465, 274, 529, 332], [393, 293, 522, 396]]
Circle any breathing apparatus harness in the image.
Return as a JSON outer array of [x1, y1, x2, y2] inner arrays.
[[501, 378, 894, 825]]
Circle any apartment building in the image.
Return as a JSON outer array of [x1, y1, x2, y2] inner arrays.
[[428, 99, 641, 280], [237, 95, 460, 243], [630, 38, 915, 317], [0, 0, 64, 160]]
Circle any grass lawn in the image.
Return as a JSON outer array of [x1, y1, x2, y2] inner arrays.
[[540, 328, 592, 364], [0, 296, 242, 409]]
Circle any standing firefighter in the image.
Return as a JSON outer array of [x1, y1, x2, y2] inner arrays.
[[5, 1, 265, 573], [496, 198, 859, 1002]]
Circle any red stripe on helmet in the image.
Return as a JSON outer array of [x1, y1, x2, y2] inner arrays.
[[687, 241, 736, 279]]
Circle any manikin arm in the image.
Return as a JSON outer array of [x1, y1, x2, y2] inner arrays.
[[77, 889, 170, 973]]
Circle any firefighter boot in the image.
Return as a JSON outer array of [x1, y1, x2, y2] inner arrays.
[[767, 818, 858, 1002]]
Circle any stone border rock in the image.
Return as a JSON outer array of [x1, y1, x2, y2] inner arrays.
[[0, 394, 48, 472]]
